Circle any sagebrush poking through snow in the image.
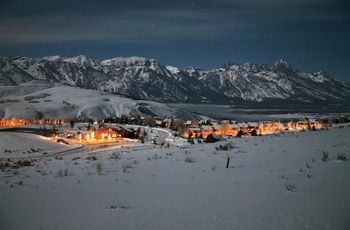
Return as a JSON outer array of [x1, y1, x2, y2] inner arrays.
[[337, 153, 347, 161], [96, 161, 103, 174], [322, 151, 329, 162], [56, 168, 69, 177], [122, 161, 134, 173], [184, 154, 195, 163], [285, 183, 296, 192], [107, 202, 129, 210], [215, 141, 234, 151]]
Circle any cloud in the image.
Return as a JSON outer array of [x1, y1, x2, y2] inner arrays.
[[0, 0, 348, 46], [0, 1, 254, 44]]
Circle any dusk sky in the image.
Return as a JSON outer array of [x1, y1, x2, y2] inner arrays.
[[0, 0, 349, 80]]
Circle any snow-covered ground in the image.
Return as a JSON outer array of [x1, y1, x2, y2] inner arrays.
[[1, 125, 350, 230], [0, 132, 82, 158], [170, 103, 350, 122]]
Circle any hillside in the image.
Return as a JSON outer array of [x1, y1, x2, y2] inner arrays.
[[0, 81, 201, 120]]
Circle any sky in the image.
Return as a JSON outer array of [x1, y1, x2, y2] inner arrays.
[[0, 0, 349, 80]]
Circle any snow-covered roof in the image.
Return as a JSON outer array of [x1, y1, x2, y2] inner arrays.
[[297, 120, 308, 124], [248, 122, 259, 127], [237, 122, 248, 127], [200, 125, 212, 130]]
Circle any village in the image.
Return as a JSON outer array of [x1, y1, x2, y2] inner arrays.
[[1, 112, 350, 230], [0, 114, 340, 146]]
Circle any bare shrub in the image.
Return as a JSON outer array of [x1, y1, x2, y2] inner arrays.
[[152, 154, 160, 160], [184, 151, 195, 163], [278, 174, 290, 180], [215, 141, 234, 151], [109, 152, 121, 161], [87, 155, 97, 161], [226, 141, 234, 149], [107, 202, 129, 210], [184, 154, 195, 163], [285, 183, 296, 192], [64, 168, 69, 176], [235, 149, 246, 153], [57, 169, 64, 177], [57, 168, 69, 177], [122, 161, 134, 173], [96, 161, 103, 174], [322, 151, 329, 162], [337, 153, 347, 161]]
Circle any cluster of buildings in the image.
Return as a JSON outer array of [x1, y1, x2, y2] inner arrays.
[[182, 119, 324, 138], [0, 118, 30, 126], [0, 115, 325, 141], [62, 125, 141, 143], [0, 117, 68, 126]]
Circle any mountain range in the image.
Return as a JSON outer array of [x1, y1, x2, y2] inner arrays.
[[1, 55, 350, 108]]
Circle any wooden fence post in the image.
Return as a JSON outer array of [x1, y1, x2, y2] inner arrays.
[[226, 157, 230, 168]]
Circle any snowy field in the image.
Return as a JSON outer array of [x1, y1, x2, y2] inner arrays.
[[1, 125, 350, 230], [170, 103, 350, 122]]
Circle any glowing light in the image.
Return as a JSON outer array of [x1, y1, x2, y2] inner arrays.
[[181, 119, 324, 138]]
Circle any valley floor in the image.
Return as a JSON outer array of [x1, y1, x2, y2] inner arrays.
[[1, 125, 350, 230]]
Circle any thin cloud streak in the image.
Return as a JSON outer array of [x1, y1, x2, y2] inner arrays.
[[0, 6, 254, 44]]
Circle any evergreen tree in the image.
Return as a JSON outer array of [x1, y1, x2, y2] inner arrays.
[[199, 132, 204, 139], [188, 131, 193, 143], [70, 120, 75, 128]]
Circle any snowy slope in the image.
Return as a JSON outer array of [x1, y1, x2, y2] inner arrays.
[[0, 81, 201, 120]]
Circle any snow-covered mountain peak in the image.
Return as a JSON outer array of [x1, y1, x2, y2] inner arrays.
[[242, 62, 259, 72], [61, 55, 97, 67], [184, 66, 205, 72], [43, 55, 62, 62], [1, 55, 350, 105], [222, 61, 240, 69], [166, 65, 181, 74], [269, 60, 300, 77], [101, 56, 158, 67], [272, 59, 295, 70], [308, 70, 331, 83], [274, 59, 288, 65]]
